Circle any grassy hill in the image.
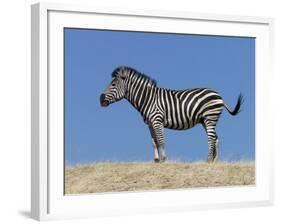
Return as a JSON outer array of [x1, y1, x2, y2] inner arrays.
[[65, 161, 255, 195]]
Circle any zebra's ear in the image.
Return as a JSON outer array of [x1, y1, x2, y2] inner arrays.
[[119, 75, 126, 80], [116, 67, 127, 80], [112, 66, 127, 80]]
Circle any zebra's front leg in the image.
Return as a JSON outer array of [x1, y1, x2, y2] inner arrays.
[[149, 122, 166, 163], [151, 138, 160, 163]]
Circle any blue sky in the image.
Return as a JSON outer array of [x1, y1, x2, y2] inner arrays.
[[64, 28, 255, 165]]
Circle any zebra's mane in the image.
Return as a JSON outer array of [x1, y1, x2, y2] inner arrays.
[[111, 66, 157, 86]]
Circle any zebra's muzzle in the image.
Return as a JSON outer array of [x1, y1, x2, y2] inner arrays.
[[100, 94, 110, 107]]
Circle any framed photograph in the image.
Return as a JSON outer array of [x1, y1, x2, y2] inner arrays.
[[31, 2, 274, 221]]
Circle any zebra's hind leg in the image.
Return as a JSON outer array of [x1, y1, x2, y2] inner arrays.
[[214, 138, 219, 162], [203, 119, 219, 163], [207, 137, 217, 163], [159, 147, 167, 162]]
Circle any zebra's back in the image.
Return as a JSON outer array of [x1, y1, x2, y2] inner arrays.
[[157, 88, 224, 130]]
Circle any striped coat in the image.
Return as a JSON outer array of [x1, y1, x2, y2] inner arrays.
[[100, 66, 242, 163]]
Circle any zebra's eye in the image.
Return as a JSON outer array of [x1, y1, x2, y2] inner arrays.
[[112, 83, 116, 87]]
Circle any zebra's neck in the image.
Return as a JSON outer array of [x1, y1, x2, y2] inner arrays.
[[124, 78, 157, 116]]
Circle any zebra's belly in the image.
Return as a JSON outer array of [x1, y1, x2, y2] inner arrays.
[[163, 117, 198, 130]]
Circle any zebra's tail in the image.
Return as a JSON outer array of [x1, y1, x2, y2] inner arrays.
[[224, 93, 243, 116]]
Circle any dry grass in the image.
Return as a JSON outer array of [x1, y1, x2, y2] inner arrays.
[[65, 161, 255, 195]]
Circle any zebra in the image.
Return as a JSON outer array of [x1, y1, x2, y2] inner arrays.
[[100, 66, 243, 163]]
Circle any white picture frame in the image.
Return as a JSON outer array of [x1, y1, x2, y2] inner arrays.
[[31, 2, 274, 221]]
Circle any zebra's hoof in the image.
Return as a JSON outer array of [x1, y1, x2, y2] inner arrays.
[[207, 158, 216, 163], [154, 158, 160, 163]]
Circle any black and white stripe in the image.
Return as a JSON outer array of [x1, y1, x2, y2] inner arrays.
[[100, 66, 243, 163]]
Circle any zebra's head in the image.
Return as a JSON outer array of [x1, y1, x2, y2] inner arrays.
[[100, 67, 128, 107]]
